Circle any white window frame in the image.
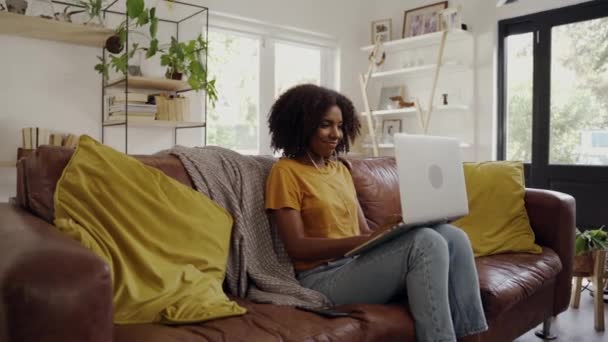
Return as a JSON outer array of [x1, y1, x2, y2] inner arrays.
[[208, 11, 339, 155]]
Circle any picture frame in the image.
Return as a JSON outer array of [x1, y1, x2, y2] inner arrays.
[[439, 7, 462, 31], [378, 86, 404, 111], [402, 1, 448, 38], [371, 18, 392, 44], [382, 119, 402, 143]]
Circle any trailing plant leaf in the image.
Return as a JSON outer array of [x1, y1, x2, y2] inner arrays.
[[127, 0, 144, 19], [147, 39, 159, 58], [128, 43, 139, 59], [150, 17, 158, 38], [95, 56, 109, 80], [575, 236, 588, 255], [137, 9, 149, 26]]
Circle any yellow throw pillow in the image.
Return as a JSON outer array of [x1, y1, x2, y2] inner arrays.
[[452, 161, 542, 257], [54, 135, 246, 324]]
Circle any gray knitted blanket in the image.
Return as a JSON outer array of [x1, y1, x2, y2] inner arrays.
[[169, 146, 330, 308]]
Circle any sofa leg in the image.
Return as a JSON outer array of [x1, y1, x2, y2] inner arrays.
[[534, 317, 557, 340]]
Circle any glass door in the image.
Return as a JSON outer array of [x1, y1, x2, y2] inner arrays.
[[498, 2, 608, 228]]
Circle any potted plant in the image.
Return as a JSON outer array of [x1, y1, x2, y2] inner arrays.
[[94, 0, 217, 107], [159, 35, 218, 106], [95, 0, 159, 78], [574, 226, 608, 275]]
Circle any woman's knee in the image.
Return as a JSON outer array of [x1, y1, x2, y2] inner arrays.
[[409, 227, 449, 256], [435, 224, 473, 250]]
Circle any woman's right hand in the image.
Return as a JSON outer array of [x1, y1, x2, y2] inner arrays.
[[367, 214, 403, 240]]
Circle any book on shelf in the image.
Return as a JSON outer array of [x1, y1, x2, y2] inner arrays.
[[20, 127, 79, 149], [110, 93, 149, 104], [108, 104, 157, 114], [106, 115, 156, 121], [50, 133, 63, 146]]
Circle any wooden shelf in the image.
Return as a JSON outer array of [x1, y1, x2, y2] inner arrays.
[[361, 105, 469, 117], [105, 77, 192, 93], [364, 142, 472, 149], [371, 62, 471, 80], [0, 12, 114, 47], [104, 119, 206, 128], [361, 29, 473, 53]]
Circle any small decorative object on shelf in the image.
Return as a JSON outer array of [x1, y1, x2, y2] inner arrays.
[[390, 96, 415, 108], [439, 7, 463, 31], [371, 18, 392, 44], [378, 86, 404, 110], [442, 93, 448, 105], [6, 0, 28, 15], [402, 1, 447, 38]]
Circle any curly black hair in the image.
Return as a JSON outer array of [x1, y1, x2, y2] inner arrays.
[[268, 84, 361, 158]]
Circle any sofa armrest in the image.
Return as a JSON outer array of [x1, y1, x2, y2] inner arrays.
[[0, 203, 113, 342], [524, 188, 575, 316]]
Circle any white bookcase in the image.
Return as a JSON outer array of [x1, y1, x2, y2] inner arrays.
[[359, 29, 475, 160]]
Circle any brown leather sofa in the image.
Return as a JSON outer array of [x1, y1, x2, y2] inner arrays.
[[0, 146, 575, 342]]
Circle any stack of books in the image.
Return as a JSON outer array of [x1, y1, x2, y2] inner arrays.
[[21, 127, 79, 149], [106, 93, 157, 122]]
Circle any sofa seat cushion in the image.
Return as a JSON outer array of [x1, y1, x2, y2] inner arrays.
[[114, 297, 415, 342], [476, 248, 562, 319]]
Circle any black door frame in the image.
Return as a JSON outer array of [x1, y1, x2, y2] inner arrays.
[[497, 0, 608, 227]]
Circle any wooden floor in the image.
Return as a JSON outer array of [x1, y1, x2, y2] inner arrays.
[[515, 287, 606, 342]]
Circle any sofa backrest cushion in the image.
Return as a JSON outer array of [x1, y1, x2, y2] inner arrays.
[[346, 157, 401, 231], [452, 161, 542, 256], [17, 146, 193, 224]]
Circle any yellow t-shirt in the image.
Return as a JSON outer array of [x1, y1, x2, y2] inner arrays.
[[265, 158, 359, 271]]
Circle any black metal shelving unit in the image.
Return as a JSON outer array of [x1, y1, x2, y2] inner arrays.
[[49, 0, 209, 154]]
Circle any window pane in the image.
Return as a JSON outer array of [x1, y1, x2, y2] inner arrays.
[[275, 42, 321, 97], [207, 30, 260, 154], [550, 18, 608, 165], [505, 33, 534, 162]]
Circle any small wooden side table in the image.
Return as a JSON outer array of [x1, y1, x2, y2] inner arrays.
[[570, 250, 607, 331]]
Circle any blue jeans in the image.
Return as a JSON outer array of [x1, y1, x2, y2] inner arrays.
[[297, 224, 488, 342]]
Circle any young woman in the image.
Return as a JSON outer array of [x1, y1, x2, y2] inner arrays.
[[265, 84, 487, 342]]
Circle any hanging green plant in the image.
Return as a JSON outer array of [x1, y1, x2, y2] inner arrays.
[[94, 0, 159, 79]]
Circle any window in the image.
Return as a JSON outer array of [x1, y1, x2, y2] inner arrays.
[[206, 30, 261, 155], [274, 42, 321, 97], [205, 15, 337, 155], [498, 1, 608, 228], [504, 33, 534, 163], [591, 132, 608, 148], [550, 17, 608, 165]]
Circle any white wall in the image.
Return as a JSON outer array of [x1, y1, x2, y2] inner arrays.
[[357, 0, 593, 161], [0, 0, 364, 201], [1, 0, 593, 201]]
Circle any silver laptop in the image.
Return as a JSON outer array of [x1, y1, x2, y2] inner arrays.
[[345, 134, 469, 257]]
